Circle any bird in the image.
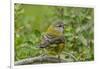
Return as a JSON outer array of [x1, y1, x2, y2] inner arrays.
[[38, 20, 65, 62]]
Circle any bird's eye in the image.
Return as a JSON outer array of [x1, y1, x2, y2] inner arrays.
[[58, 25, 62, 27], [56, 25, 61, 27]]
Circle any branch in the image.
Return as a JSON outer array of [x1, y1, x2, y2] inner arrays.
[[15, 56, 74, 65]]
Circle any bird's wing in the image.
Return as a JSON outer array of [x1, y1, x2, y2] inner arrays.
[[38, 34, 65, 48]]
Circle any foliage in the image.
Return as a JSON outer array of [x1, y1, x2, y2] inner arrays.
[[14, 3, 94, 62]]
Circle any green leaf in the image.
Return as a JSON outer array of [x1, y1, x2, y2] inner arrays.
[[34, 30, 41, 37], [78, 34, 87, 46]]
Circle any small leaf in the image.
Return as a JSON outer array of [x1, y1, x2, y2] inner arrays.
[[34, 30, 41, 37], [79, 34, 87, 46]]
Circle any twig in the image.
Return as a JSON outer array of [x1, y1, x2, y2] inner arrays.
[[14, 56, 73, 65], [62, 52, 78, 61]]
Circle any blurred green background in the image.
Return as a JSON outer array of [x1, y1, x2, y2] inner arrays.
[[14, 3, 94, 62]]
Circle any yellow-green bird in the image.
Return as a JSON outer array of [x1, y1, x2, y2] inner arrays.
[[38, 20, 65, 62]]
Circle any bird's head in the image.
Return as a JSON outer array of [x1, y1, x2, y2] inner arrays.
[[52, 20, 64, 33]]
